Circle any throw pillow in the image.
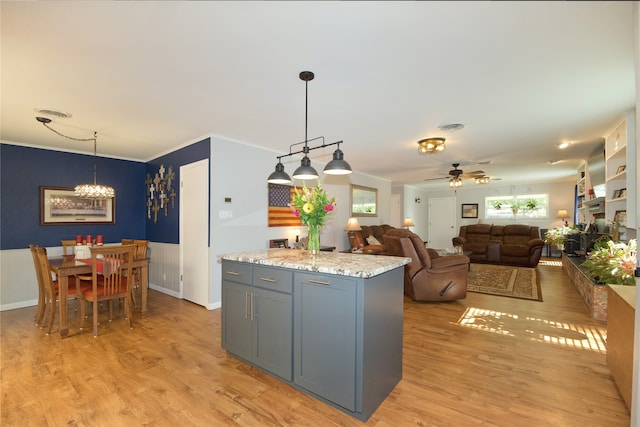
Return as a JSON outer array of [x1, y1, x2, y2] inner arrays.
[[366, 235, 381, 246]]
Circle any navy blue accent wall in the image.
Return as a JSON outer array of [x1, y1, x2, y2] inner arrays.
[[1, 144, 146, 249], [145, 138, 210, 244]]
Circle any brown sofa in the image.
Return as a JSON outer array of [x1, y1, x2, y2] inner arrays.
[[347, 224, 396, 254], [384, 228, 469, 301], [452, 224, 544, 267]]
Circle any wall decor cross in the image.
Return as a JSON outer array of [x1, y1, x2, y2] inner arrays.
[[146, 164, 176, 223]]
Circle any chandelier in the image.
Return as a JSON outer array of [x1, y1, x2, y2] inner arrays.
[[36, 117, 115, 199], [267, 71, 352, 184], [417, 137, 445, 155]]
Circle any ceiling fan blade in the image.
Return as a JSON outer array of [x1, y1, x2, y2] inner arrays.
[[424, 176, 448, 181], [463, 170, 485, 176]]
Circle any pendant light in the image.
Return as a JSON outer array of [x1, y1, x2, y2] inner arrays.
[[36, 116, 115, 199], [267, 71, 352, 183]]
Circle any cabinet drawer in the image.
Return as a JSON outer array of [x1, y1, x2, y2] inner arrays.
[[253, 266, 293, 294], [222, 260, 252, 285]]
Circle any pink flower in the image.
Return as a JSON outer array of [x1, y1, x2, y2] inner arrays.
[[294, 209, 300, 217], [324, 204, 334, 212]]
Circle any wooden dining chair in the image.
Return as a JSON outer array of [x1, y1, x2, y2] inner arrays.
[[33, 246, 90, 335], [61, 239, 92, 283], [80, 244, 136, 337], [29, 244, 46, 326], [121, 239, 149, 308]]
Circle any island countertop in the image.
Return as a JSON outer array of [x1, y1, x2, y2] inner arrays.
[[219, 249, 411, 279]]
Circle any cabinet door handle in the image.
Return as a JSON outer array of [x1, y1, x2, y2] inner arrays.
[[308, 279, 331, 286], [258, 277, 277, 283], [225, 271, 240, 276], [244, 291, 249, 320], [249, 292, 255, 321]]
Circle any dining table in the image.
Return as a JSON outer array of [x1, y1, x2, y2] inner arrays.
[[48, 253, 150, 337]]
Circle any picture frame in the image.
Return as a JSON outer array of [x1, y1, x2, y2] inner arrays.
[[40, 186, 115, 225], [461, 203, 479, 218], [613, 189, 621, 199], [614, 210, 627, 227], [616, 164, 626, 175], [350, 184, 378, 217], [619, 188, 627, 199]]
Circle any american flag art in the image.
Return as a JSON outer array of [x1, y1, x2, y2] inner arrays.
[[268, 184, 302, 227]]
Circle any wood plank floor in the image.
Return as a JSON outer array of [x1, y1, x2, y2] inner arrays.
[[1, 258, 630, 426]]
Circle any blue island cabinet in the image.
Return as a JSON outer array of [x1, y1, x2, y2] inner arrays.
[[220, 255, 405, 421]]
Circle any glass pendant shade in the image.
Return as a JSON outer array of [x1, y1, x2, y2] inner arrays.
[[417, 137, 446, 155], [267, 161, 292, 184], [449, 177, 463, 188], [323, 148, 352, 175], [292, 155, 319, 180]]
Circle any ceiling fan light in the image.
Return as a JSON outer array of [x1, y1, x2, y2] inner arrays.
[[475, 176, 490, 184]]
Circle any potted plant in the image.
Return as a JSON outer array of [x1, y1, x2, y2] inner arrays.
[[492, 200, 504, 210], [510, 200, 522, 215], [581, 239, 637, 286], [525, 198, 538, 210]]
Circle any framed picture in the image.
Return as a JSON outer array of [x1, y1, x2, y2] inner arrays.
[[40, 186, 115, 225], [614, 210, 627, 227], [461, 203, 479, 218], [350, 184, 378, 217], [619, 188, 627, 198], [616, 164, 626, 175], [613, 189, 621, 199]]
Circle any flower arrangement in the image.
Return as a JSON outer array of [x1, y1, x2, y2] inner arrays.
[[544, 226, 574, 247], [290, 181, 336, 253], [581, 239, 637, 286]]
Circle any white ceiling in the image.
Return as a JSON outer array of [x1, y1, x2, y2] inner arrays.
[[1, 1, 636, 189]]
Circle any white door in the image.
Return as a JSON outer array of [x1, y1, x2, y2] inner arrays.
[[427, 197, 457, 249], [180, 159, 209, 307]]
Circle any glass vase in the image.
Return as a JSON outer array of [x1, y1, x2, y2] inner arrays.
[[307, 224, 320, 255]]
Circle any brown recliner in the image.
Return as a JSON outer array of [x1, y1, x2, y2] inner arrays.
[[384, 229, 469, 301]]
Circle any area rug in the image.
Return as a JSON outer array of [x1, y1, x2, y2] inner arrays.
[[467, 263, 542, 302]]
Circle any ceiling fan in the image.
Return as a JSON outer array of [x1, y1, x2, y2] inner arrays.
[[424, 163, 485, 182]]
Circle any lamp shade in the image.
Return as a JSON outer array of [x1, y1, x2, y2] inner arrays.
[[557, 209, 568, 219], [292, 155, 319, 180], [402, 217, 415, 227], [323, 148, 352, 175], [344, 217, 362, 231], [267, 161, 292, 184]]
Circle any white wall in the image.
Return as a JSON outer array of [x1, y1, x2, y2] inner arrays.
[[396, 180, 576, 242], [208, 136, 392, 307]]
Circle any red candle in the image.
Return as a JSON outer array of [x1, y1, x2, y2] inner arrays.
[[86, 235, 92, 246], [96, 235, 104, 246], [76, 235, 83, 245]]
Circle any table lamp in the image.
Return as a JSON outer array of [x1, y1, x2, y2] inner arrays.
[[557, 209, 569, 226], [402, 217, 415, 229], [345, 217, 363, 251]]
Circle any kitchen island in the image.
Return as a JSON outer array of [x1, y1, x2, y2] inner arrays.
[[219, 249, 411, 421]]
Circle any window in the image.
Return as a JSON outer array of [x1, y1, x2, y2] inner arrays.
[[485, 194, 548, 220]]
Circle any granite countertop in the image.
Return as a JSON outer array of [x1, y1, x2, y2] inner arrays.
[[219, 249, 411, 279]]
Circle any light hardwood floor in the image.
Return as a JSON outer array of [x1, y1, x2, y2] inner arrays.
[[1, 259, 630, 426]]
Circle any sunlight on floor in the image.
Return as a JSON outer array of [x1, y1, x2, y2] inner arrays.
[[539, 258, 563, 267], [457, 307, 607, 354]]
